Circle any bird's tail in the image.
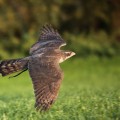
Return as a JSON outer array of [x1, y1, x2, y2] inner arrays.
[[0, 57, 29, 76]]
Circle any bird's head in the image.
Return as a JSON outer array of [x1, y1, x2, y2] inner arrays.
[[59, 51, 76, 63]]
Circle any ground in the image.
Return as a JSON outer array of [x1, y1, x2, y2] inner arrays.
[[0, 57, 120, 120]]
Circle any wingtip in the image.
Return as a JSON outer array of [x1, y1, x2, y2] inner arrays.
[[41, 24, 59, 35], [38, 24, 62, 41]]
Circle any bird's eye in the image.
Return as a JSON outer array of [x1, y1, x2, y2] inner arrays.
[[65, 52, 71, 56]]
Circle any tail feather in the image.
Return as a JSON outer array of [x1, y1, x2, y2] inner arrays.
[[0, 57, 29, 76]]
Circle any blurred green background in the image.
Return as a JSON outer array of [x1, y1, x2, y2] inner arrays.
[[0, 0, 120, 119], [0, 0, 120, 59]]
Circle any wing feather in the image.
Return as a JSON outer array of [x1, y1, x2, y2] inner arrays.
[[28, 57, 63, 111], [30, 24, 66, 55]]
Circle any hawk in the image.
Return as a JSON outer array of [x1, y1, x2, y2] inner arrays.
[[0, 25, 75, 111]]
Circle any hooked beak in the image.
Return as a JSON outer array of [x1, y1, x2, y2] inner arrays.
[[71, 52, 76, 56]]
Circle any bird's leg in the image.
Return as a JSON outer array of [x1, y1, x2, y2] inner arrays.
[[9, 68, 28, 79]]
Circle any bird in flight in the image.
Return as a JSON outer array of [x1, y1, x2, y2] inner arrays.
[[0, 25, 75, 111]]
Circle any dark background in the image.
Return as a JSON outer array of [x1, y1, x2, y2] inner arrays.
[[0, 0, 120, 58]]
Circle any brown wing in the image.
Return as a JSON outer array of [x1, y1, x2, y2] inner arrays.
[[30, 24, 66, 55], [28, 56, 63, 111]]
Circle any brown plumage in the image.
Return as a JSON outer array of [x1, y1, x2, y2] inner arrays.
[[0, 24, 75, 111]]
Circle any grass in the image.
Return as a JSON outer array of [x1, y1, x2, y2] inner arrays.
[[0, 56, 120, 120]]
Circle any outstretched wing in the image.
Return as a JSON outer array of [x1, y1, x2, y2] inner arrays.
[[28, 56, 63, 111], [30, 24, 66, 55]]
